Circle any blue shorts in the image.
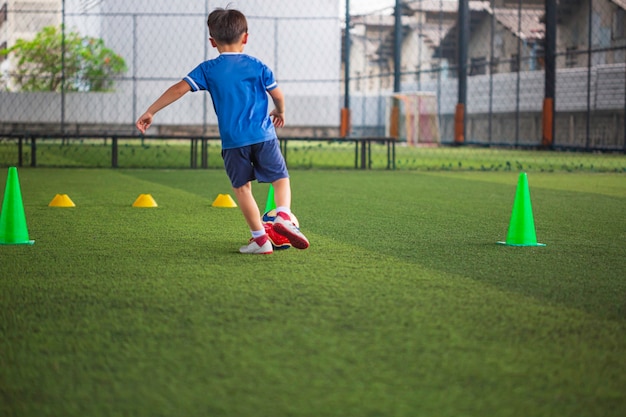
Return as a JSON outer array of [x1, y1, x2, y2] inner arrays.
[[222, 139, 289, 188]]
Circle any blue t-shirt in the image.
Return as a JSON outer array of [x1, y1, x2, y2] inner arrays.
[[183, 53, 278, 149]]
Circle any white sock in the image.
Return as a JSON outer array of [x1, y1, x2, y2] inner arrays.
[[251, 229, 265, 239], [276, 206, 291, 216]]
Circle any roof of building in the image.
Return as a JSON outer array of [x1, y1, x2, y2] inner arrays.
[[349, 0, 624, 64], [435, 4, 545, 59], [406, 0, 459, 14], [493, 8, 545, 41], [557, 0, 625, 17]]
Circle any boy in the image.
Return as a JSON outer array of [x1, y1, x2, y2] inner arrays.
[[136, 7, 309, 255]]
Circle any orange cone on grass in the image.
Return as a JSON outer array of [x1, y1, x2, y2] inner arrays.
[[49, 194, 76, 207], [133, 194, 158, 207], [0, 167, 35, 245], [211, 194, 237, 208], [497, 172, 545, 247]]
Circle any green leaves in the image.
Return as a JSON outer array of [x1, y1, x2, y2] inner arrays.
[[0, 25, 127, 92]]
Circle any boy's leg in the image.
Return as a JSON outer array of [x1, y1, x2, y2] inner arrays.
[[234, 182, 272, 254], [233, 182, 263, 232], [245, 140, 308, 250], [271, 178, 309, 250], [272, 177, 291, 209]]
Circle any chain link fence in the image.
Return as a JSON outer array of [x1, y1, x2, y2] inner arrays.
[[0, 0, 625, 171], [347, 0, 625, 152], [0, 0, 340, 134]]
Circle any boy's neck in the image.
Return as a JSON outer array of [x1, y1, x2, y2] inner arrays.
[[212, 33, 247, 54], [217, 44, 244, 53]]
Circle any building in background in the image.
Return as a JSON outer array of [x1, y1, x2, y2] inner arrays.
[[343, 0, 624, 147], [348, 1, 457, 92], [436, 1, 545, 75], [345, 0, 549, 94], [558, 0, 626, 68], [345, 0, 625, 94]]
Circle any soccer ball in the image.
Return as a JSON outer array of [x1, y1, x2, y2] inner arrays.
[[262, 209, 299, 227], [262, 210, 299, 250]]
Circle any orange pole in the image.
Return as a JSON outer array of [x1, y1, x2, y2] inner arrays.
[[340, 108, 351, 137], [542, 97, 554, 147], [389, 104, 400, 139], [454, 103, 465, 144]]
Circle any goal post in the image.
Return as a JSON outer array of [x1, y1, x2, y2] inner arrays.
[[386, 92, 440, 146]]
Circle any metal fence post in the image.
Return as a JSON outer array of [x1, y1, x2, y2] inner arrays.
[[18, 136, 23, 167], [585, 0, 593, 150], [190, 138, 197, 169], [280, 139, 288, 165], [514, 0, 522, 146], [341, 0, 351, 138], [455, 0, 469, 145], [112, 136, 118, 168], [201, 138, 208, 169], [361, 140, 367, 169], [30, 137, 36, 167], [543, 0, 557, 148]]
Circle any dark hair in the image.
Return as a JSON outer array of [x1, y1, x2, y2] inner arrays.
[[207, 8, 248, 44]]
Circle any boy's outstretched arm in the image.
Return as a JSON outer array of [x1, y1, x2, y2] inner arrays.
[[268, 87, 285, 128], [136, 80, 192, 133]]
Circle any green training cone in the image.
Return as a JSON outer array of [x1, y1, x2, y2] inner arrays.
[[497, 172, 545, 247], [264, 184, 276, 213], [0, 167, 35, 245]]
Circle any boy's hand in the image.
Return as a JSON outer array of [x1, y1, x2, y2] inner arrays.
[[270, 109, 285, 128], [135, 80, 191, 133], [136, 112, 153, 134]]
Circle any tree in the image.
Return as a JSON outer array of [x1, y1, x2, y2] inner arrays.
[[0, 25, 127, 92]]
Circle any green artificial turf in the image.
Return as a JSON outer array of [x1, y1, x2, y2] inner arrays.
[[1, 168, 625, 417]]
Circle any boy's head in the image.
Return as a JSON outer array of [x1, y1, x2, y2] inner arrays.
[[208, 8, 248, 45]]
